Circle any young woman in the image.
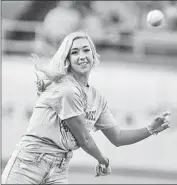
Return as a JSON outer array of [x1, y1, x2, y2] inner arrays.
[[2, 30, 170, 184]]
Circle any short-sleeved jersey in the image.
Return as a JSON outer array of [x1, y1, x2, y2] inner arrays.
[[20, 75, 118, 153]]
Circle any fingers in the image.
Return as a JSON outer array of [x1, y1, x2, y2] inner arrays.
[[154, 116, 164, 122], [162, 111, 171, 118], [154, 120, 170, 134], [149, 111, 171, 135], [162, 111, 171, 125], [161, 120, 170, 128], [95, 162, 111, 177], [155, 124, 169, 133], [154, 111, 171, 124], [154, 116, 165, 127]]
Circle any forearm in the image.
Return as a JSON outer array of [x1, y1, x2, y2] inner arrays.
[[79, 135, 107, 164], [117, 127, 151, 146], [64, 115, 108, 165]]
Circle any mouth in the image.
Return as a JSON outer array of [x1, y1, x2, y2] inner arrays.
[[79, 62, 89, 67]]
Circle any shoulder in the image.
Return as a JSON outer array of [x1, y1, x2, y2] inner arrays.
[[90, 85, 105, 100], [54, 76, 83, 97], [63, 84, 81, 97], [90, 85, 108, 111]]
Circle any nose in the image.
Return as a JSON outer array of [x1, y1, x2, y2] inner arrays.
[[79, 52, 86, 60]]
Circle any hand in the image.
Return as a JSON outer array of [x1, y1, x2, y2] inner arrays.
[[147, 111, 171, 135], [99, 156, 109, 167], [95, 158, 111, 177]]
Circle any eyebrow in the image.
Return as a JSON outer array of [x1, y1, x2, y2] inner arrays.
[[71, 45, 90, 50]]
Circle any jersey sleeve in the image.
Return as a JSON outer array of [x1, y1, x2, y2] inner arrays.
[[94, 99, 119, 131], [49, 86, 85, 120]]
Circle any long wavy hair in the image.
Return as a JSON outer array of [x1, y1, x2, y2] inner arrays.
[[34, 30, 100, 94]]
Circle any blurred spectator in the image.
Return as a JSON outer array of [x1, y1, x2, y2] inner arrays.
[[72, 1, 93, 18], [43, 1, 82, 47], [101, 10, 122, 37], [4, 1, 58, 41], [81, 12, 106, 45], [89, 1, 136, 48], [92, 1, 137, 30]]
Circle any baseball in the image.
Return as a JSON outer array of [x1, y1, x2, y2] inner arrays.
[[147, 10, 164, 27]]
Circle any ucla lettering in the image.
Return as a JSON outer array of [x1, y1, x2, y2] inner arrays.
[[85, 110, 96, 121]]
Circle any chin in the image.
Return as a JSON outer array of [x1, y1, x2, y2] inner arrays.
[[78, 69, 90, 75], [76, 66, 91, 74]]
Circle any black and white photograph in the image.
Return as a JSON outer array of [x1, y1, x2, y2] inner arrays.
[[1, 1, 177, 184]]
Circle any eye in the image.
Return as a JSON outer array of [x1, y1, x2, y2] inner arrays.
[[71, 51, 78, 55], [84, 49, 90, 52]]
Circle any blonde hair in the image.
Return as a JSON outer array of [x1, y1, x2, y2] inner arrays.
[[35, 30, 100, 83]]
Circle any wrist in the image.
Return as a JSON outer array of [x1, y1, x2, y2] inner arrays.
[[99, 157, 109, 167], [146, 125, 158, 135]]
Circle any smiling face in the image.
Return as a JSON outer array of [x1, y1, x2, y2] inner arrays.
[[68, 37, 94, 75]]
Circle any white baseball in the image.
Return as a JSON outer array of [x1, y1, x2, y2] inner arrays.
[[147, 10, 164, 27]]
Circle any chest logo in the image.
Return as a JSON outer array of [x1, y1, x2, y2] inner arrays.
[[85, 110, 96, 121]]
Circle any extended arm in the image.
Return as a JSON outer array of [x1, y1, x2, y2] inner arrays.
[[102, 126, 151, 147], [101, 112, 170, 147]]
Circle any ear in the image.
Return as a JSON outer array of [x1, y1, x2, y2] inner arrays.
[[64, 59, 71, 73], [65, 59, 70, 68]]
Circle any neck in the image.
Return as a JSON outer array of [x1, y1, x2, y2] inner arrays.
[[70, 71, 89, 87]]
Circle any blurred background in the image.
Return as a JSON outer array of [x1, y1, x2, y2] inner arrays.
[[2, 0, 177, 183]]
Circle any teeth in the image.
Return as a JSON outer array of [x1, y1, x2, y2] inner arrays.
[[80, 62, 88, 66]]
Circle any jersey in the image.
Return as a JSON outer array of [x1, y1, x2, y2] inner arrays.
[[19, 75, 118, 153]]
